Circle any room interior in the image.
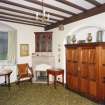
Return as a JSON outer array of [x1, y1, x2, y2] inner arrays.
[[0, 0, 105, 105]]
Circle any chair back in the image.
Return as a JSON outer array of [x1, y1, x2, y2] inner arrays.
[[17, 63, 28, 78]]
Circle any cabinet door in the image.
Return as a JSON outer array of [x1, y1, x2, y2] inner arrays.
[[66, 47, 79, 91], [88, 48, 97, 98], [72, 48, 79, 76], [80, 48, 89, 78], [66, 48, 79, 75], [79, 48, 89, 95], [100, 47, 105, 101], [66, 48, 72, 88]]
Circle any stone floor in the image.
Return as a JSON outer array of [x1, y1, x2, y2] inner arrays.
[[0, 83, 99, 105]]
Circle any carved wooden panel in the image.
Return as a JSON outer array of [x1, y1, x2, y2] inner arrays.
[[100, 47, 105, 100], [88, 48, 97, 81], [89, 81, 97, 97], [89, 48, 96, 64], [80, 78, 88, 95], [88, 65, 96, 81], [66, 48, 72, 61], [81, 48, 89, 63], [72, 76, 79, 91]]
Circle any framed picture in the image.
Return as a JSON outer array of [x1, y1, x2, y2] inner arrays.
[[20, 44, 29, 56], [35, 32, 52, 52]]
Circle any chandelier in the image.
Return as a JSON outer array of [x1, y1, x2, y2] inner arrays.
[[36, 0, 50, 23]]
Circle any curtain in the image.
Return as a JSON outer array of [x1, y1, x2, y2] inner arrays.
[[8, 31, 17, 64]]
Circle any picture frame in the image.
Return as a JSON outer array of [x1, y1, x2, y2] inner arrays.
[[20, 44, 29, 57]]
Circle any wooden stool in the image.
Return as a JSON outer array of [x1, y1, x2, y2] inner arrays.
[[47, 68, 64, 88]]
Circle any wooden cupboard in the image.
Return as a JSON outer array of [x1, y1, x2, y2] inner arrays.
[[65, 43, 105, 102]]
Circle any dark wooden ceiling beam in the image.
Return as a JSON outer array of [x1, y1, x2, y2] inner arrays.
[[25, 0, 76, 15], [85, 0, 101, 6], [0, 11, 53, 24], [0, 6, 58, 22], [0, 18, 44, 27], [0, 15, 46, 26], [0, 0, 66, 19], [55, 0, 87, 11], [45, 3, 105, 30]]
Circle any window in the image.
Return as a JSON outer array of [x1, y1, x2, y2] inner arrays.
[[0, 32, 8, 60], [0, 31, 16, 64]]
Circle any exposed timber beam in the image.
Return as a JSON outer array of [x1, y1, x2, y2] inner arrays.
[[0, 11, 53, 24], [0, 0, 67, 19], [85, 0, 101, 6], [45, 3, 105, 30], [25, 0, 76, 15], [56, 0, 87, 11], [0, 15, 46, 26], [0, 6, 59, 22], [0, 19, 44, 27]]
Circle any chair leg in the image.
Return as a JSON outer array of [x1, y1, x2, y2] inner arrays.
[[16, 79, 20, 85], [29, 78, 32, 84]]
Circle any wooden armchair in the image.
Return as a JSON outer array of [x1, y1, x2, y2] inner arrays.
[[17, 63, 33, 84]]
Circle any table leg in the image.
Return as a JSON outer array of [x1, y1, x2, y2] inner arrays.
[[62, 73, 64, 86], [54, 75, 56, 88], [47, 72, 49, 86], [4, 75, 7, 85], [8, 74, 11, 87]]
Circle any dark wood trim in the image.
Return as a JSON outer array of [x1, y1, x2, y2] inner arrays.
[[0, 6, 58, 22], [45, 3, 105, 30], [0, 19, 44, 27], [85, 0, 101, 6], [0, 0, 66, 19], [65, 42, 105, 48], [0, 15, 46, 26], [25, 0, 76, 15], [0, 11, 53, 24], [55, 0, 87, 11]]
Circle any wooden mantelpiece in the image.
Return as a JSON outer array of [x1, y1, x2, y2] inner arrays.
[[65, 42, 105, 103]]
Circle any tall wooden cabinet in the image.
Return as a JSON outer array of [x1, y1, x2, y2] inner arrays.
[[65, 43, 105, 102]]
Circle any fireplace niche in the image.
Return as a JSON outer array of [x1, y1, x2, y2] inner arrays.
[[32, 55, 54, 83]]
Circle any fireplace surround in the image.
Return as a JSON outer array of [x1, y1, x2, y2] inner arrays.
[[32, 55, 54, 83]]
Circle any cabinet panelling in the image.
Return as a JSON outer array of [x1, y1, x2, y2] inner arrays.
[[66, 47, 79, 90], [65, 43, 105, 102], [80, 78, 89, 95], [88, 65, 96, 81], [72, 76, 79, 91], [89, 81, 97, 97], [100, 47, 105, 101], [66, 48, 72, 61]]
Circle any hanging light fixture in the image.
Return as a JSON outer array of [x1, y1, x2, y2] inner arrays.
[[36, 0, 50, 23]]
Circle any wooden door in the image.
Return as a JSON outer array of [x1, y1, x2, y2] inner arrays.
[[88, 47, 97, 99], [71, 48, 79, 91], [79, 47, 89, 95], [66, 48, 72, 89], [66, 47, 79, 91], [99, 46, 105, 101]]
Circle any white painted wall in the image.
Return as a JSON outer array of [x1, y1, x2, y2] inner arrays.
[[0, 21, 44, 83], [1, 12, 105, 84], [49, 12, 105, 83]]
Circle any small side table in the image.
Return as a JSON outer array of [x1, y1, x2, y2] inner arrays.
[[0, 70, 12, 88], [47, 69, 64, 88]]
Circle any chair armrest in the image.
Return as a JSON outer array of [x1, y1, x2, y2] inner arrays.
[[28, 66, 34, 77], [17, 74, 20, 80]]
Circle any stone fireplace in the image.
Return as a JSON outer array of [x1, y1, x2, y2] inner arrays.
[[32, 55, 54, 83]]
